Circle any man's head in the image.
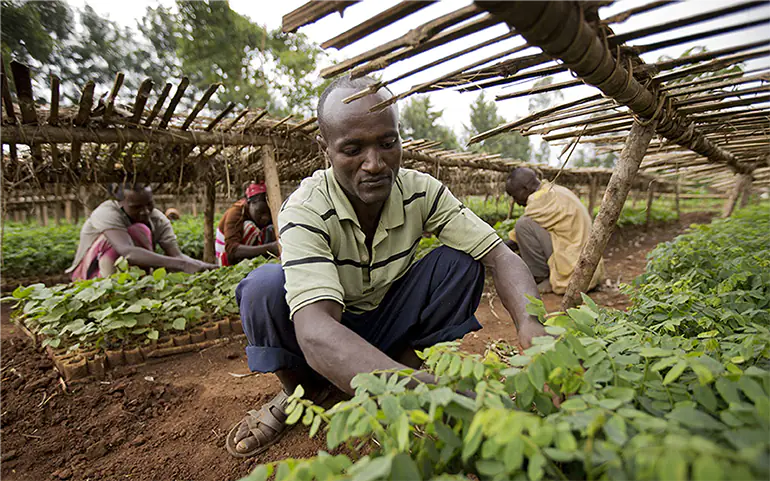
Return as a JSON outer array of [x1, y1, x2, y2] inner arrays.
[[115, 183, 154, 225], [245, 183, 271, 229], [506, 168, 541, 206], [317, 76, 401, 207]]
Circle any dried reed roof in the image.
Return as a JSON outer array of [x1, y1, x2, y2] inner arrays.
[[1, 58, 668, 197], [283, 0, 770, 191]]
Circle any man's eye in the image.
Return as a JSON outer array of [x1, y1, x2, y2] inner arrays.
[[343, 147, 360, 156]]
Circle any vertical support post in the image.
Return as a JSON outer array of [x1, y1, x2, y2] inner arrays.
[[65, 199, 73, 223], [262, 146, 283, 253], [675, 174, 681, 220], [740, 178, 753, 208], [13, 210, 20, 222], [645, 181, 656, 227], [203, 179, 216, 264], [722, 173, 752, 218], [54, 184, 63, 225], [588, 175, 598, 219], [507, 198, 515, 220], [192, 193, 198, 217], [35, 203, 43, 226], [562, 120, 657, 310], [42, 204, 49, 227]]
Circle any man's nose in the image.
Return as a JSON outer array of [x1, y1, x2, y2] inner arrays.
[[362, 148, 385, 173]]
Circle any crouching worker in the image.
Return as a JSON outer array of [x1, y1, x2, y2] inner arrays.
[[225, 76, 548, 458], [67, 183, 216, 280], [505, 167, 604, 294], [215, 182, 280, 267]]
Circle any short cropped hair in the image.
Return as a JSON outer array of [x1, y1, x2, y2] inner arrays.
[[317, 75, 396, 134]]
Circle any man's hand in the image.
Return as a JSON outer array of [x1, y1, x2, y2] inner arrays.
[[515, 319, 548, 352], [481, 243, 546, 351], [181, 259, 217, 274], [265, 241, 281, 258]]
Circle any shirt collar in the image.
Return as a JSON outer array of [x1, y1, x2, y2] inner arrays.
[[325, 168, 405, 230]]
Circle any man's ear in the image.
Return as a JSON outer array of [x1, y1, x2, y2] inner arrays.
[[316, 134, 328, 151]]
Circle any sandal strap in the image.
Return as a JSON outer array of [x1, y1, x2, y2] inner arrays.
[[243, 391, 290, 439]]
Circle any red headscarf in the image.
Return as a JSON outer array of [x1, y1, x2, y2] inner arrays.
[[245, 183, 267, 201]]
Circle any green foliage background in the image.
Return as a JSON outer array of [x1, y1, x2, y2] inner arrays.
[[240, 205, 770, 481]]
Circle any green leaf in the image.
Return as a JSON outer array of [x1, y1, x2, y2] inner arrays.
[[242, 464, 273, 481], [349, 455, 393, 481], [663, 361, 688, 385], [448, 355, 462, 377], [390, 453, 421, 481], [692, 455, 724, 481], [567, 308, 594, 326], [381, 395, 401, 422], [473, 361, 485, 380], [738, 376, 765, 403], [147, 329, 159, 341], [560, 398, 587, 411], [667, 406, 723, 430], [503, 438, 524, 472], [302, 407, 314, 426], [475, 459, 505, 478], [396, 414, 410, 451], [461, 357, 474, 378], [153, 268, 167, 280], [309, 414, 322, 438], [527, 357, 546, 389], [172, 317, 187, 331], [715, 378, 741, 404], [527, 452, 546, 481], [603, 415, 628, 445], [286, 403, 303, 425], [690, 361, 715, 385], [657, 451, 687, 481]]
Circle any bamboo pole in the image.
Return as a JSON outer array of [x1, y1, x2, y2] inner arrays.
[[203, 180, 216, 264], [675, 175, 681, 220], [722, 173, 752, 217], [562, 120, 658, 310], [261, 146, 283, 254]]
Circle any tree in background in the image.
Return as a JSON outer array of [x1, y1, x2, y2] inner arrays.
[[568, 145, 618, 168], [1, 0, 326, 115], [532, 141, 551, 164], [465, 92, 530, 161], [138, 2, 325, 113], [400, 96, 459, 150]]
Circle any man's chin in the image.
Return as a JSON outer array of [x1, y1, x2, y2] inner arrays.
[[357, 184, 392, 205]]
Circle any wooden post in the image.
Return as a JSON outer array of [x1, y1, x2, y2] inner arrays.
[[645, 181, 656, 227], [740, 178, 753, 208], [13, 209, 20, 222], [561, 120, 658, 310], [262, 146, 283, 252], [192, 193, 198, 217], [722, 173, 752, 218], [203, 180, 216, 264], [42, 204, 49, 227], [65, 200, 73, 223], [675, 174, 681, 220], [507, 198, 515, 220], [35, 203, 43, 226], [588, 175, 598, 219], [53, 185, 63, 225]]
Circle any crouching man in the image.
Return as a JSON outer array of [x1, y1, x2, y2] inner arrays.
[[226, 77, 547, 458]]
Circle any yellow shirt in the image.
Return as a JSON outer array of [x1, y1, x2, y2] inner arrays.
[[510, 182, 604, 294]]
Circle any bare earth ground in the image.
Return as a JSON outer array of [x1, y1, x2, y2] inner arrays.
[[0, 213, 713, 481]]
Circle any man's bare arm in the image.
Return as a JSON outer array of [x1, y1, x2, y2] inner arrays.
[[104, 230, 212, 274], [230, 242, 280, 264], [294, 301, 432, 395], [481, 242, 547, 350]]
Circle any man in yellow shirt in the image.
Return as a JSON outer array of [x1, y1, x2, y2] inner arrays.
[[506, 168, 604, 294]]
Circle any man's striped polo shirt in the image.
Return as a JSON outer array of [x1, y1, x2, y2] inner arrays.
[[278, 168, 502, 318]]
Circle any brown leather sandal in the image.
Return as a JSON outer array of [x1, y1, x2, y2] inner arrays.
[[226, 390, 290, 458]]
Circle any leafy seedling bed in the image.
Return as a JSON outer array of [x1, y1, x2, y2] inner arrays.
[[4, 257, 268, 381]]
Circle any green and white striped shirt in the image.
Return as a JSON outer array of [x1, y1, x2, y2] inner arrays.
[[278, 168, 501, 318]]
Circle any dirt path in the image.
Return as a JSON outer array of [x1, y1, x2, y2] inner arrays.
[[0, 213, 712, 481]]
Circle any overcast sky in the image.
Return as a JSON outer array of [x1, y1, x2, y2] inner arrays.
[[70, 0, 769, 152]]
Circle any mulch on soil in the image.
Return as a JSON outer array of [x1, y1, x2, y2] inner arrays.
[[0, 213, 713, 481]]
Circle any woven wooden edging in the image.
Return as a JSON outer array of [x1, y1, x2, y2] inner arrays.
[[33, 318, 246, 382]]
